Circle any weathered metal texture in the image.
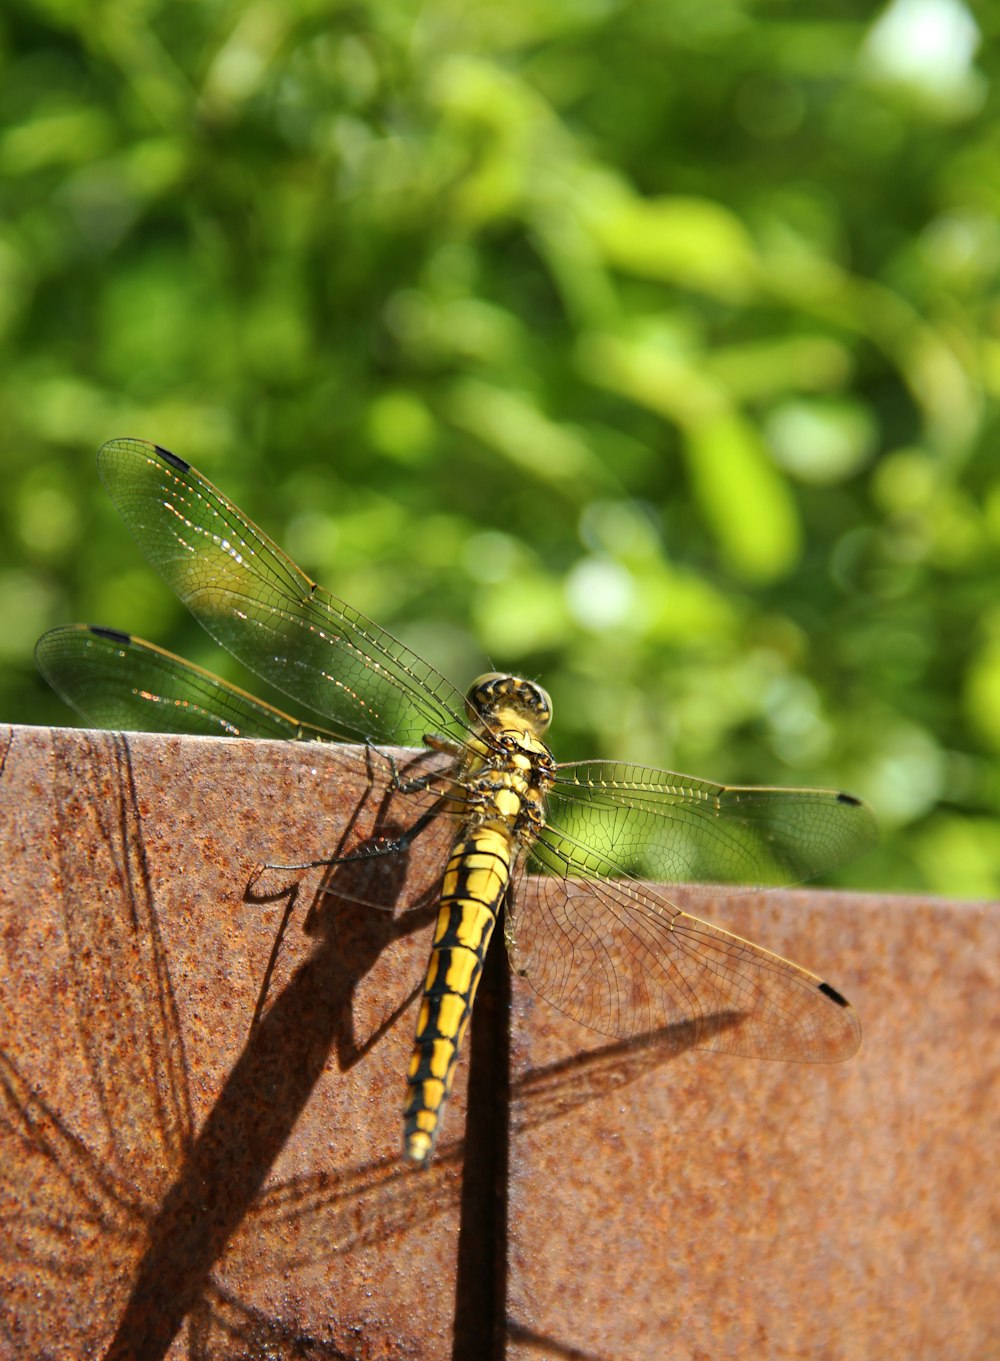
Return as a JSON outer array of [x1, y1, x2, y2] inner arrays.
[[1, 725, 997, 1360], [0, 724, 461, 1360], [506, 883, 1000, 1361]]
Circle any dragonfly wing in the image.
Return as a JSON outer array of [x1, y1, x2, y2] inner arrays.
[[547, 760, 877, 888], [35, 626, 337, 741], [97, 438, 470, 747], [508, 839, 861, 1061]]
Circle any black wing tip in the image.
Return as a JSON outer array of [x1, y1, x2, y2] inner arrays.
[[98, 436, 190, 473], [817, 980, 851, 1009], [836, 791, 862, 807], [89, 626, 133, 645], [153, 443, 190, 472]]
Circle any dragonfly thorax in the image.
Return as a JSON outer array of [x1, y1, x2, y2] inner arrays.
[[465, 672, 552, 737], [459, 673, 555, 841]]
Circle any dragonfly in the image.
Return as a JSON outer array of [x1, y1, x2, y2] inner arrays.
[[36, 438, 876, 1165]]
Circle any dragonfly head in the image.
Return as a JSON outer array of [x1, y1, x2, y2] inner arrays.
[[466, 672, 552, 737]]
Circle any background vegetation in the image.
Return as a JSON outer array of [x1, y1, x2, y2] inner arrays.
[[2, 0, 998, 897]]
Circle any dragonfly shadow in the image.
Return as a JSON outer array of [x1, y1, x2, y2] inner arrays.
[[1, 728, 448, 1359], [506, 1319, 609, 1360], [244, 746, 447, 1068], [104, 749, 443, 1360], [512, 1009, 743, 1136], [218, 1005, 732, 1282], [0, 1045, 366, 1361], [1, 726, 735, 1360], [0, 990, 709, 1356]]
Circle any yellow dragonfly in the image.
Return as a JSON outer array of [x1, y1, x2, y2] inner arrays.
[[36, 438, 875, 1164]]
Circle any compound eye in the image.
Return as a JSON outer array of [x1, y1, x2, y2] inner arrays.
[[465, 672, 553, 734], [530, 683, 553, 730], [465, 672, 505, 722]]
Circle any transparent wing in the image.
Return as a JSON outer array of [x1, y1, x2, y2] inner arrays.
[[35, 626, 338, 742], [546, 760, 877, 888], [96, 438, 471, 747], [508, 841, 860, 1061]]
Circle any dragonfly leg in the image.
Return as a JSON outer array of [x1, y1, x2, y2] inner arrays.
[[330, 799, 446, 864], [259, 799, 448, 874], [378, 743, 455, 798], [257, 742, 459, 874]]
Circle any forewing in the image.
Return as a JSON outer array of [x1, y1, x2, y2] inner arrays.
[[96, 438, 470, 747], [35, 626, 334, 741], [509, 836, 860, 1061], [547, 760, 877, 887]]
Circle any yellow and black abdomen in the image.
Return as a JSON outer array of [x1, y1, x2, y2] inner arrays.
[[403, 826, 513, 1165]]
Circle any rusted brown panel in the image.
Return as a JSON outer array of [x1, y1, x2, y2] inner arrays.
[[0, 724, 462, 1361], [4, 725, 998, 1361], [505, 884, 1000, 1361]]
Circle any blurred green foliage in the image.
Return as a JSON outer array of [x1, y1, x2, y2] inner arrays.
[[2, 0, 998, 897]]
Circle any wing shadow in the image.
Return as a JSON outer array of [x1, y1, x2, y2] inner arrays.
[[1, 730, 442, 1359], [1, 728, 735, 1360]]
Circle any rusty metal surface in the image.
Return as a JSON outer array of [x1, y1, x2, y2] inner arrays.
[[2, 725, 998, 1360], [0, 724, 463, 1360], [505, 883, 1000, 1361]]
